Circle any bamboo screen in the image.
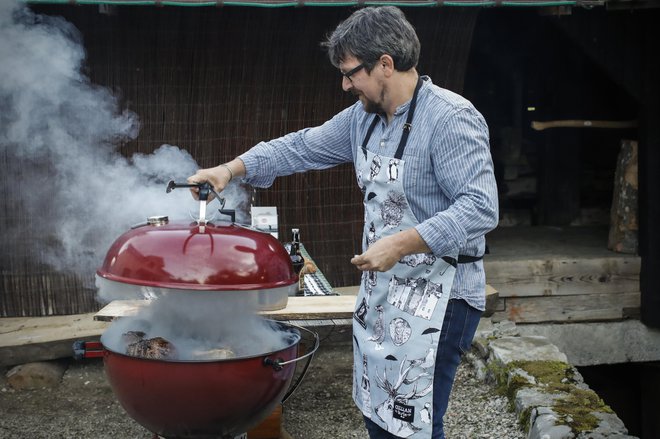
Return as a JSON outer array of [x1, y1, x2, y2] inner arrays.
[[2, 5, 477, 316]]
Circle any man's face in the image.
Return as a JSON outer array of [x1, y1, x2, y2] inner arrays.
[[339, 55, 385, 115]]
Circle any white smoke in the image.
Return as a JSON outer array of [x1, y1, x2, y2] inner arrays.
[[0, 2, 245, 280], [0, 4, 299, 361], [101, 294, 300, 360]]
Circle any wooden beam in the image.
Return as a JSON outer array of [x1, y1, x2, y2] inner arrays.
[[531, 119, 638, 131], [491, 291, 641, 323], [486, 256, 641, 297], [639, 17, 660, 328]]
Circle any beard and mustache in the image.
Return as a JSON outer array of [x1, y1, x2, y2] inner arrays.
[[352, 88, 386, 115]]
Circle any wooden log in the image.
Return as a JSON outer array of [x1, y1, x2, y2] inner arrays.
[[608, 139, 639, 254]]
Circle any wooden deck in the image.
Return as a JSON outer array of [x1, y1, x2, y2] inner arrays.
[[484, 225, 641, 323]]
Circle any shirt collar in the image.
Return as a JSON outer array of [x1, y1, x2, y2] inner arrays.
[[392, 75, 430, 117]]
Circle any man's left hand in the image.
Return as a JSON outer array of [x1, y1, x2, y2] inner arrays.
[[351, 228, 432, 272], [351, 235, 402, 272]]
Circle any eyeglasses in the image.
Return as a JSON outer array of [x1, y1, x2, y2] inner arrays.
[[341, 63, 366, 83]]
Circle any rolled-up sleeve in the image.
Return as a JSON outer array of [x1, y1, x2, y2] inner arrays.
[[239, 106, 356, 188], [415, 107, 499, 257]]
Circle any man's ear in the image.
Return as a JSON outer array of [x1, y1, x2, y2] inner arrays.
[[379, 55, 395, 77]]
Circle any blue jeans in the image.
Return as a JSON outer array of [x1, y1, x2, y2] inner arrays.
[[363, 299, 483, 439]]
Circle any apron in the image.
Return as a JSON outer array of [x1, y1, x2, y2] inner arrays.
[[352, 77, 458, 438]]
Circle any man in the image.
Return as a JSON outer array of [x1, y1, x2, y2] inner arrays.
[[188, 6, 498, 438]]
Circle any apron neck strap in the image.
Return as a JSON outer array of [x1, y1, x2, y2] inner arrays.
[[394, 76, 423, 160], [360, 76, 424, 160], [361, 117, 380, 159]]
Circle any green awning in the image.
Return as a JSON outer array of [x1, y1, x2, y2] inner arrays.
[[24, 0, 606, 8]]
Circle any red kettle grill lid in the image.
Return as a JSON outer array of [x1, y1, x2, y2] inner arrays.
[[97, 219, 297, 291]]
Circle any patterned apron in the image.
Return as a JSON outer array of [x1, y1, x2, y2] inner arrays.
[[352, 78, 458, 438]]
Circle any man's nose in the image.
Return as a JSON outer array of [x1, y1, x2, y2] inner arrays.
[[342, 76, 352, 92]]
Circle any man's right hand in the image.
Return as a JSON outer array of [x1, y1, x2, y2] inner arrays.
[[187, 159, 245, 200]]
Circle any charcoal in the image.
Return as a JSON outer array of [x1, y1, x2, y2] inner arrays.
[[126, 336, 177, 360]]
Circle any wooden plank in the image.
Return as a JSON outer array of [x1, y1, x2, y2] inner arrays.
[[0, 313, 110, 367], [94, 295, 358, 322], [487, 278, 639, 298], [490, 291, 641, 323], [485, 256, 641, 277], [92, 300, 144, 321], [95, 287, 497, 322], [487, 274, 639, 297], [261, 296, 357, 320], [485, 257, 640, 297]]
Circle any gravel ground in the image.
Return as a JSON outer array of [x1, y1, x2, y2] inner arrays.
[[0, 339, 524, 439]]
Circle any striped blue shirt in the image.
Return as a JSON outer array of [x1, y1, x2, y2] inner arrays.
[[239, 76, 499, 311]]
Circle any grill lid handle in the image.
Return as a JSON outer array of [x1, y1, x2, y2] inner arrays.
[[166, 180, 222, 203], [166, 180, 228, 224]]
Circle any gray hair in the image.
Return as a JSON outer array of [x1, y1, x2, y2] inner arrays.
[[321, 6, 420, 72]]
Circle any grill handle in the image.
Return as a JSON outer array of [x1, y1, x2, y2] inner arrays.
[[263, 324, 320, 403], [166, 180, 223, 204], [72, 340, 104, 360], [167, 180, 233, 223]]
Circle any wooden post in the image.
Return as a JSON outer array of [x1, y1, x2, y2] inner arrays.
[[639, 14, 660, 329], [608, 140, 639, 254]]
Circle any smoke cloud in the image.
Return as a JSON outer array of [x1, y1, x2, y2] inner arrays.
[[0, 3, 300, 359], [0, 2, 245, 281], [101, 293, 300, 360]]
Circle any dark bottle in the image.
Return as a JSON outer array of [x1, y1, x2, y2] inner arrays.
[[289, 228, 305, 276]]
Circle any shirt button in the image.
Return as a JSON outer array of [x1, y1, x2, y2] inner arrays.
[[380, 140, 385, 148]]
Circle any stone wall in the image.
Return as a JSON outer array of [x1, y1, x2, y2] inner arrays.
[[468, 319, 637, 439]]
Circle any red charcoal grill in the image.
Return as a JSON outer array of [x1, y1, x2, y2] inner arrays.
[[75, 181, 319, 439]]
